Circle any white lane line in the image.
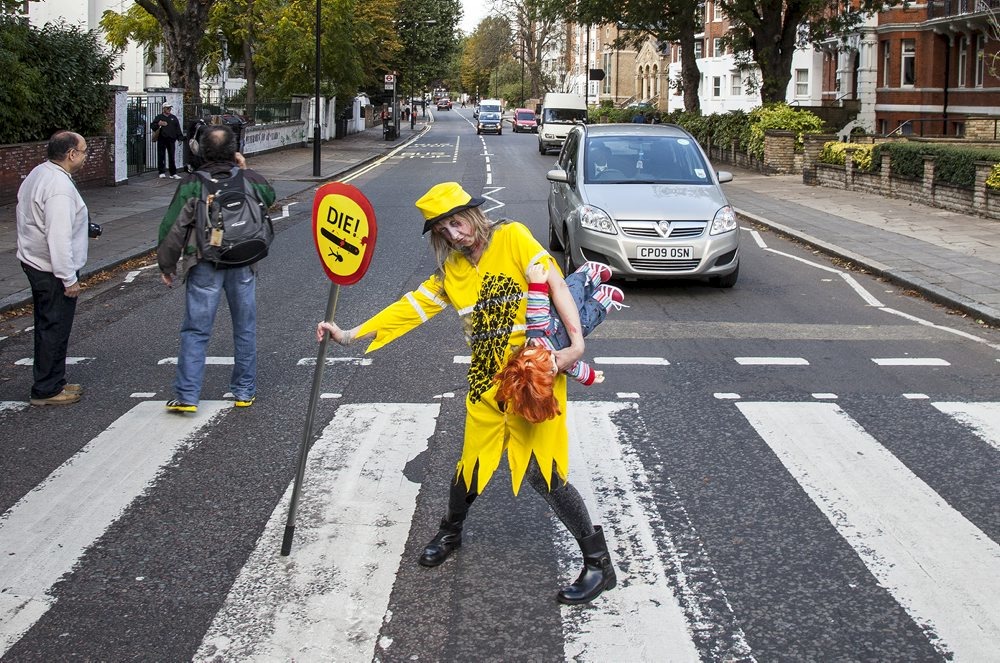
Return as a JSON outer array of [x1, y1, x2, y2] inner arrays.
[[763, 247, 842, 274], [296, 357, 373, 366], [839, 273, 884, 307], [564, 402, 754, 661], [271, 201, 299, 221], [195, 403, 437, 662], [157, 356, 233, 365], [736, 401, 1000, 660], [734, 357, 809, 365], [0, 401, 230, 657], [714, 393, 741, 400], [0, 401, 27, 412], [811, 393, 838, 399], [903, 393, 930, 399], [617, 392, 640, 399], [453, 355, 471, 364], [744, 228, 767, 248], [14, 357, 94, 366], [871, 357, 950, 366], [932, 402, 1000, 452], [129, 392, 156, 398], [594, 356, 670, 366], [481, 186, 505, 215], [319, 393, 342, 399], [880, 307, 1000, 351]]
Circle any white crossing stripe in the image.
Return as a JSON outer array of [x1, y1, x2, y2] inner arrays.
[[195, 403, 437, 661], [0, 401, 230, 657], [931, 402, 1000, 452], [871, 357, 950, 366], [593, 356, 669, 365], [296, 357, 372, 366], [157, 357, 233, 365], [563, 402, 752, 661], [736, 401, 1000, 660], [734, 357, 809, 365], [0, 401, 27, 413], [14, 357, 93, 366]]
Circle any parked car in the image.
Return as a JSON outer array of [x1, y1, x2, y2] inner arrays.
[[546, 123, 740, 286], [512, 108, 537, 133], [436, 98, 452, 111]]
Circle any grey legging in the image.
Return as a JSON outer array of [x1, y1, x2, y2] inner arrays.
[[448, 457, 596, 540]]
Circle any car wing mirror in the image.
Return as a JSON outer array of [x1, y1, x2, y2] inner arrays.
[[717, 170, 734, 183], [546, 168, 569, 184]]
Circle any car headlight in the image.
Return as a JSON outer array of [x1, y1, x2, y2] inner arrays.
[[710, 205, 737, 235], [577, 205, 617, 235]]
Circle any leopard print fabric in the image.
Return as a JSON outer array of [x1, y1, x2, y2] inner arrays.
[[466, 272, 522, 403]]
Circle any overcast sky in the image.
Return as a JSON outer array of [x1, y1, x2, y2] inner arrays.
[[460, 0, 489, 33]]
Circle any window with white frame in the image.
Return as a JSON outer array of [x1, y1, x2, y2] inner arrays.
[[713, 76, 722, 96], [975, 33, 985, 87], [714, 1, 723, 20], [147, 46, 166, 74], [900, 39, 915, 86], [731, 75, 742, 96], [694, 40, 703, 59], [602, 53, 612, 94], [881, 41, 890, 86], [713, 38, 722, 56], [795, 69, 809, 97], [958, 36, 968, 87]]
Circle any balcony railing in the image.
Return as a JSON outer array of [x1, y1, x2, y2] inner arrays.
[[928, 0, 1000, 19]]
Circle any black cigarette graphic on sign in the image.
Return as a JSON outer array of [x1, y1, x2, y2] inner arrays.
[[320, 226, 360, 255]]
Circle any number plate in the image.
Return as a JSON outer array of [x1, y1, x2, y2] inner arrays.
[[637, 245, 693, 259]]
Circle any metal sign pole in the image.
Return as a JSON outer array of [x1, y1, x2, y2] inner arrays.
[[281, 281, 340, 556]]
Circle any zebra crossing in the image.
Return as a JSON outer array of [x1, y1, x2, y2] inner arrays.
[[1, 395, 998, 660]]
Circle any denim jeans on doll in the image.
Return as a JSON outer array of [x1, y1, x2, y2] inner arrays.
[[175, 261, 257, 404], [526, 270, 607, 350]]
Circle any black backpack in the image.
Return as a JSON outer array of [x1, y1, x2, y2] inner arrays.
[[193, 167, 273, 268]]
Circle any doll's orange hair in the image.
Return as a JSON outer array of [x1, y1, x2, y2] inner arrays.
[[494, 344, 561, 423]]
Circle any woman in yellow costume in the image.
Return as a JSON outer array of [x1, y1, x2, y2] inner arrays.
[[317, 182, 616, 605]]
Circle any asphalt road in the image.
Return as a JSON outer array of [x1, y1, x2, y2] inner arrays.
[[1, 108, 998, 662]]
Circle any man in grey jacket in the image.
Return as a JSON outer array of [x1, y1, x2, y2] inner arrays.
[[16, 131, 91, 406]]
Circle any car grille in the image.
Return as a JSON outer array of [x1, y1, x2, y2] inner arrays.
[[619, 220, 706, 239], [629, 258, 702, 271]]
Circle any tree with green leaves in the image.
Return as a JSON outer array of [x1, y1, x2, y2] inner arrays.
[[391, 0, 462, 101], [563, 0, 703, 113], [102, 0, 217, 103], [0, 16, 118, 143], [720, 0, 888, 104], [492, 0, 563, 102], [460, 16, 513, 100]]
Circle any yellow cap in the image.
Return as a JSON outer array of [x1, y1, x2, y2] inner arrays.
[[415, 182, 485, 234]]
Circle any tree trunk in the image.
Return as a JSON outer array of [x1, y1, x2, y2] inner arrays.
[[678, 18, 701, 113], [135, 0, 216, 103], [751, 10, 800, 104], [243, 34, 256, 121]]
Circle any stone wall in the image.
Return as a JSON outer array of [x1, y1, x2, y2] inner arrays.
[[965, 117, 1000, 141]]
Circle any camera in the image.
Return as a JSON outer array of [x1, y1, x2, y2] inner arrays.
[[88, 221, 102, 239]]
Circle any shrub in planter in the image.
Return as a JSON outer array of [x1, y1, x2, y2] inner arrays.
[[742, 103, 825, 161], [819, 142, 875, 171], [987, 164, 1000, 191]]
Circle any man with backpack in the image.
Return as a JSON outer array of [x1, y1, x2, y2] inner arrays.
[[156, 125, 276, 413]]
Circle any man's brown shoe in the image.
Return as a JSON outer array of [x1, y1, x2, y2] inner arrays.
[[30, 389, 81, 406], [63, 384, 83, 395]]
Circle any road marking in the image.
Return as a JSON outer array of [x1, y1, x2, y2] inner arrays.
[[593, 356, 670, 365], [871, 357, 950, 366], [0, 401, 230, 657], [564, 402, 752, 661], [0, 401, 27, 412], [14, 357, 93, 366], [737, 401, 1000, 660], [296, 357, 372, 366], [903, 393, 930, 399], [195, 403, 437, 662], [734, 357, 809, 365], [811, 393, 838, 399], [931, 402, 1000, 452], [157, 356, 234, 365], [880, 307, 1000, 351], [129, 392, 156, 398], [714, 393, 741, 399], [319, 393, 342, 399], [616, 392, 640, 399]]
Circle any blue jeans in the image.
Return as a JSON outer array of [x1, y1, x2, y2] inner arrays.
[[175, 261, 257, 404], [526, 271, 606, 350]]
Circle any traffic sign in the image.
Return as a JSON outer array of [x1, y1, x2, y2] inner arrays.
[[589, 68, 606, 81], [312, 182, 377, 285]]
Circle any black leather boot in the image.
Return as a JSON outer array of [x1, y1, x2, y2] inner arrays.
[[418, 516, 464, 567], [557, 525, 617, 604]]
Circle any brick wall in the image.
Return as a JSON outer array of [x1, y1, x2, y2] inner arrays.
[[0, 135, 112, 206], [965, 118, 1000, 141], [763, 130, 797, 174]]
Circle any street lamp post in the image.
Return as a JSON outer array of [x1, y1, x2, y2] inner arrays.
[[313, 0, 321, 177]]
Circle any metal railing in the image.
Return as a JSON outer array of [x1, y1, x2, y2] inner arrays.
[[883, 117, 954, 138], [928, 0, 1000, 18]]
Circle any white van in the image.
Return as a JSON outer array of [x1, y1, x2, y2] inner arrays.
[[537, 93, 587, 155]]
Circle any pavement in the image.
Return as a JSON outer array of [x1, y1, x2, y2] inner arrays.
[[2, 118, 999, 326]]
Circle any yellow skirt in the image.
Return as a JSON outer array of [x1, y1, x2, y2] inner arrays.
[[455, 373, 569, 496]]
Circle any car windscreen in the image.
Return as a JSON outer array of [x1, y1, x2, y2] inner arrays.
[[516, 111, 535, 121], [480, 112, 501, 121], [543, 108, 586, 124], [584, 135, 712, 185], [480, 104, 501, 113]]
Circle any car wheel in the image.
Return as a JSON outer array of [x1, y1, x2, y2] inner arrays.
[[476, 128, 480, 134], [548, 219, 564, 251], [710, 263, 739, 288], [561, 232, 576, 274], [498, 128, 502, 135], [538, 142, 545, 155]]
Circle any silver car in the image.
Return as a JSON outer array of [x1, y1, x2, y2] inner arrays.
[[546, 124, 740, 286]]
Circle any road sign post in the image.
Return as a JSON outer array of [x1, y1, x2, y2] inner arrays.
[[281, 183, 377, 556]]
